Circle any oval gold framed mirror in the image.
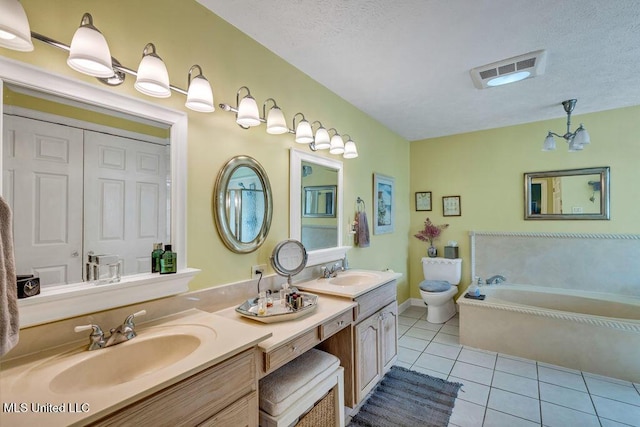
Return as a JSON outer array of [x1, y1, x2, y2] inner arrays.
[[213, 156, 273, 253]]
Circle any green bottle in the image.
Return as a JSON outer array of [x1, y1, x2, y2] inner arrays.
[[160, 244, 176, 274], [151, 243, 163, 273]]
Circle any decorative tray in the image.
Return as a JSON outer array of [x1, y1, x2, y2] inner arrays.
[[235, 292, 319, 323]]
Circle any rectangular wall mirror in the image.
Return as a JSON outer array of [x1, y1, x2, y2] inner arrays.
[[290, 149, 347, 265], [303, 185, 336, 218], [524, 166, 610, 220]]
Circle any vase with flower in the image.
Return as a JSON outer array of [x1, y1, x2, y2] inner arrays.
[[414, 218, 449, 258]]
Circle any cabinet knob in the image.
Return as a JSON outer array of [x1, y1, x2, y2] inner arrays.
[[338, 320, 344, 326], [291, 346, 298, 353]]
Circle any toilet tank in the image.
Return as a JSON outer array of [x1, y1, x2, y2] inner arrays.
[[422, 257, 462, 285]]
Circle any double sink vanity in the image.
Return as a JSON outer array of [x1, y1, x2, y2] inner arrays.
[[0, 269, 401, 426]]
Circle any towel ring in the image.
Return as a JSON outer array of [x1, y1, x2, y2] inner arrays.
[[356, 196, 365, 212]]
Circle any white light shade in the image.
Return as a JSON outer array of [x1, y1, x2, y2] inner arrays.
[[0, 0, 33, 51], [487, 71, 531, 87], [67, 14, 113, 78], [343, 139, 358, 158], [568, 137, 584, 152], [542, 134, 556, 151], [186, 75, 214, 112], [574, 127, 590, 146], [314, 127, 330, 150], [329, 134, 345, 154], [236, 95, 261, 127], [135, 45, 171, 98], [295, 119, 314, 143], [266, 107, 288, 134]]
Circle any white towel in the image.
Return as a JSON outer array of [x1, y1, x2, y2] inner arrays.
[[0, 196, 19, 356]]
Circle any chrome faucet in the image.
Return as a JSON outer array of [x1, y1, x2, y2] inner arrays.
[[75, 310, 146, 351], [321, 262, 343, 279], [485, 275, 507, 285]]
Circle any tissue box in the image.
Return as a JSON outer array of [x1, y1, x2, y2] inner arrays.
[[444, 246, 459, 259]]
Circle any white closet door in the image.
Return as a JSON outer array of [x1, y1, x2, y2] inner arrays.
[[2, 115, 84, 286], [83, 131, 169, 276]]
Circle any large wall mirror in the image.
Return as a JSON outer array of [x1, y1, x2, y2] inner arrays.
[[524, 166, 610, 220], [290, 149, 347, 265], [213, 156, 273, 253], [0, 58, 194, 326]]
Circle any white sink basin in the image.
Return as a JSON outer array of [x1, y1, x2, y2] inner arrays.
[[328, 271, 380, 286], [49, 333, 201, 393], [296, 269, 402, 298]]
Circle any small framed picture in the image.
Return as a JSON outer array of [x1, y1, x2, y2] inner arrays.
[[415, 191, 432, 211], [442, 195, 461, 216], [373, 173, 395, 234]]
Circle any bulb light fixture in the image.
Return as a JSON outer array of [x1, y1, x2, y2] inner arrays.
[[328, 128, 345, 155], [263, 98, 288, 134], [293, 113, 314, 144], [311, 121, 330, 150], [67, 13, 113, 78], [135, 43, 171, 98], [543, 99, 590, 152], [342, 134, 358, 159], [235, 86, 261, 128], [185, 65, 214, 112], [0, 0, 33, 51]]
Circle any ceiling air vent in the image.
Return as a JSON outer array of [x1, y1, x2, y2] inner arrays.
[[470, 49, 547, 89]]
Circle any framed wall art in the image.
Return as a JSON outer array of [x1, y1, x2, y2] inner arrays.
[[442, 195, 461, 216], [373, 173, 395, 234], [415, 191, 432, 211]]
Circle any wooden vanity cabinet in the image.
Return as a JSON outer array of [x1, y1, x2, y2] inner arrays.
[[354, 300, 398, 403], [319, 280, 398, 407], [89, 347, 260, 427]]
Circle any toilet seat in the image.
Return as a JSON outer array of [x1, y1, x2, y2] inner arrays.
[[419, 280, 451, 293]]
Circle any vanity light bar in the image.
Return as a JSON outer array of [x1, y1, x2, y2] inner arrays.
[[219, 95, 359, 158], [30, 31, 189, 95]]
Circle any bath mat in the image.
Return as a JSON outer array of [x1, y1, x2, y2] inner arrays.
[[348, 366, 462, 427]]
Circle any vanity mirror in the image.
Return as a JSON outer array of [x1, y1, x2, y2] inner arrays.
[[213, 155, 273, 253], [290, 149, 347, 265], [524, 166, 610, 220], [0, 57, 194, 327]]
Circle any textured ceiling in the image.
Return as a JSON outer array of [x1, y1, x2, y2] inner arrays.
[[197, 0, 640, 141]]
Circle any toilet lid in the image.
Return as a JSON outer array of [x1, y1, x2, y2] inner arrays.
[[419, 280, 451, 293]]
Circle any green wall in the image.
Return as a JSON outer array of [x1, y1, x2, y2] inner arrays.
[[1, 0, 411, 301], [409, 105, 640, 299]]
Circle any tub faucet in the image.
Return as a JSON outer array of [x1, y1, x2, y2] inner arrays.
[[485, 275, 507, 285], [75, 310, 146, 351]]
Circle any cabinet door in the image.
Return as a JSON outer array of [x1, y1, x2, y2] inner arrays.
[[380, 301, 398, 373], [355, 312, 381, 402]]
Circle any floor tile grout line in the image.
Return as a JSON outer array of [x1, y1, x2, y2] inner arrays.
[[400, 310, 640, 427]]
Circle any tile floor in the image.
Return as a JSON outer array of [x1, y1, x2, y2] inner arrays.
[[396, 305, 640, 427]]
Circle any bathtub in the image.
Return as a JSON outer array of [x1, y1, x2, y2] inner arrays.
[[457, 284, 640, 383]]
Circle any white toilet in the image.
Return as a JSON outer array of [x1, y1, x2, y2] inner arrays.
[[419, 257, 462, 324]]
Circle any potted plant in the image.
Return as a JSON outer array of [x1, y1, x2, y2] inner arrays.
[[414, 218, 449, 257]]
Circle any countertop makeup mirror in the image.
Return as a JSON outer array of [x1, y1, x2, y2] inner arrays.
[[524, 166, 610, 220], [0, 57, 195, 327], [290, 149, 348, 266], [214, 155, 273, 253], [270, 239, 308, 285]]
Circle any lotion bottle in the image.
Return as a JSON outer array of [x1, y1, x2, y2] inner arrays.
[[160, 244, 176, 274]]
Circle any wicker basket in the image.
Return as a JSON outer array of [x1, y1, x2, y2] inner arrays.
[[295, 388, 335, 427]]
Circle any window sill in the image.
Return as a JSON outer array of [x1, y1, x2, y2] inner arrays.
[[18, 268, 200, 328]]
